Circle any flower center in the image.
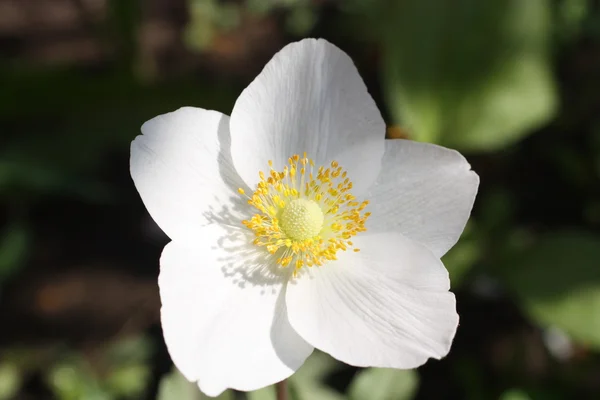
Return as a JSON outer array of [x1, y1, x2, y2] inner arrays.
[[280, 198, 324, 240], [239, 153, 370, 273]]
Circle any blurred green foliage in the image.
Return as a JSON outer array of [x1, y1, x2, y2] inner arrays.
[[46, 337, 152, 400], [0, 220, 30, 287], [1, 0, 600, 399], [348, 368, 417, 400], [0, 337, 152, 400], [381, 0, 557, 151], [157, 368, 232, 400], [0, 362, 21, 400], [504, 231, 600, 349], [499, 389, 533, 400], [286, 351, 345, 400], [157, 352, 417, 400]]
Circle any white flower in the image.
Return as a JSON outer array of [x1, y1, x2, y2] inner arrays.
[[130, 38, 479, 397]]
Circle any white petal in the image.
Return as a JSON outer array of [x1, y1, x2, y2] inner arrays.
[[286, 232, 458, 369], [365, 139, 479, 257], [130, 107, 248, 244], [159, 225, 313, 396], [229, 39, 385, 196]]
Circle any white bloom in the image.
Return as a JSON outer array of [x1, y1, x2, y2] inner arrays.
[[130, 39, 479, 397]]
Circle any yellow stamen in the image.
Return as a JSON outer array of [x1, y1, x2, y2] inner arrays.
[[240, 154, 369, 272]]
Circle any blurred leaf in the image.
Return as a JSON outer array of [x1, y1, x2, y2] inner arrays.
[[42, 338, 155, 400], [503, 231, 600, 349], [156, 368, 202, 400], [185, 0, 240, 51], [556, 0, 590, 41], [290, 384, 345, 400], [348, 368, 418, 400], [105, 336, 153, 365], [499, 389, 532, 400], [292, 351, 342, 384], [286, 5, 318, 36], [0, 221, 30, 284], [105, 364, 150, 399], [47, 362, 111, 400], [157, 368, 233, 400], [442, 223, 482, 287], [248, 386, 276, 400], [247, 0, 276, 15], [287, 351, 345, 400], [382, 0, 557, 151], [442, 237, 481, 288], [217, 3, 242, 31], [103, 337, 153, 398], [0, 362, 22, 400]]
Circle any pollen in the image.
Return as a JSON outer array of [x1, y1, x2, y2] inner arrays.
[[240, 154, 370, 274], [280, 198, 324, 240]]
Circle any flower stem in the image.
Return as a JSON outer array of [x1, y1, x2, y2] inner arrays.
[[276, 379, 288, 400]]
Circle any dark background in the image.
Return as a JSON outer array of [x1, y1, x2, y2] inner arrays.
[[1, 0, 600, 399]]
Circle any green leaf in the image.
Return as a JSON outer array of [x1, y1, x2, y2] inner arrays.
[[382, 0, 557, 151], [292, 351, 342, 385], [348, 368, 418, 400], [105, 364, 150, 398], [442, 237, 480, 288], [248, 386, 276, 400], [503, 231, 600, 349], [105, 336, 153, 365], [290, 384, 345, 400], [286, 5, 318, 36], [556, 0, 590, 41], [0, 362, 22, 400], [499, 389, 532, 400], [47, 362, 111, 400], [441, 223, 482, 287], [0, 221, 30, 284], [248, 352, 346, 400], [287, 351, 345, 400], [102, 336, 153, 398], [157, 368, 233, 400]]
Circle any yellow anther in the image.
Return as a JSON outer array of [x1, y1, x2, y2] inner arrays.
[[239, 154, 370, 272]]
